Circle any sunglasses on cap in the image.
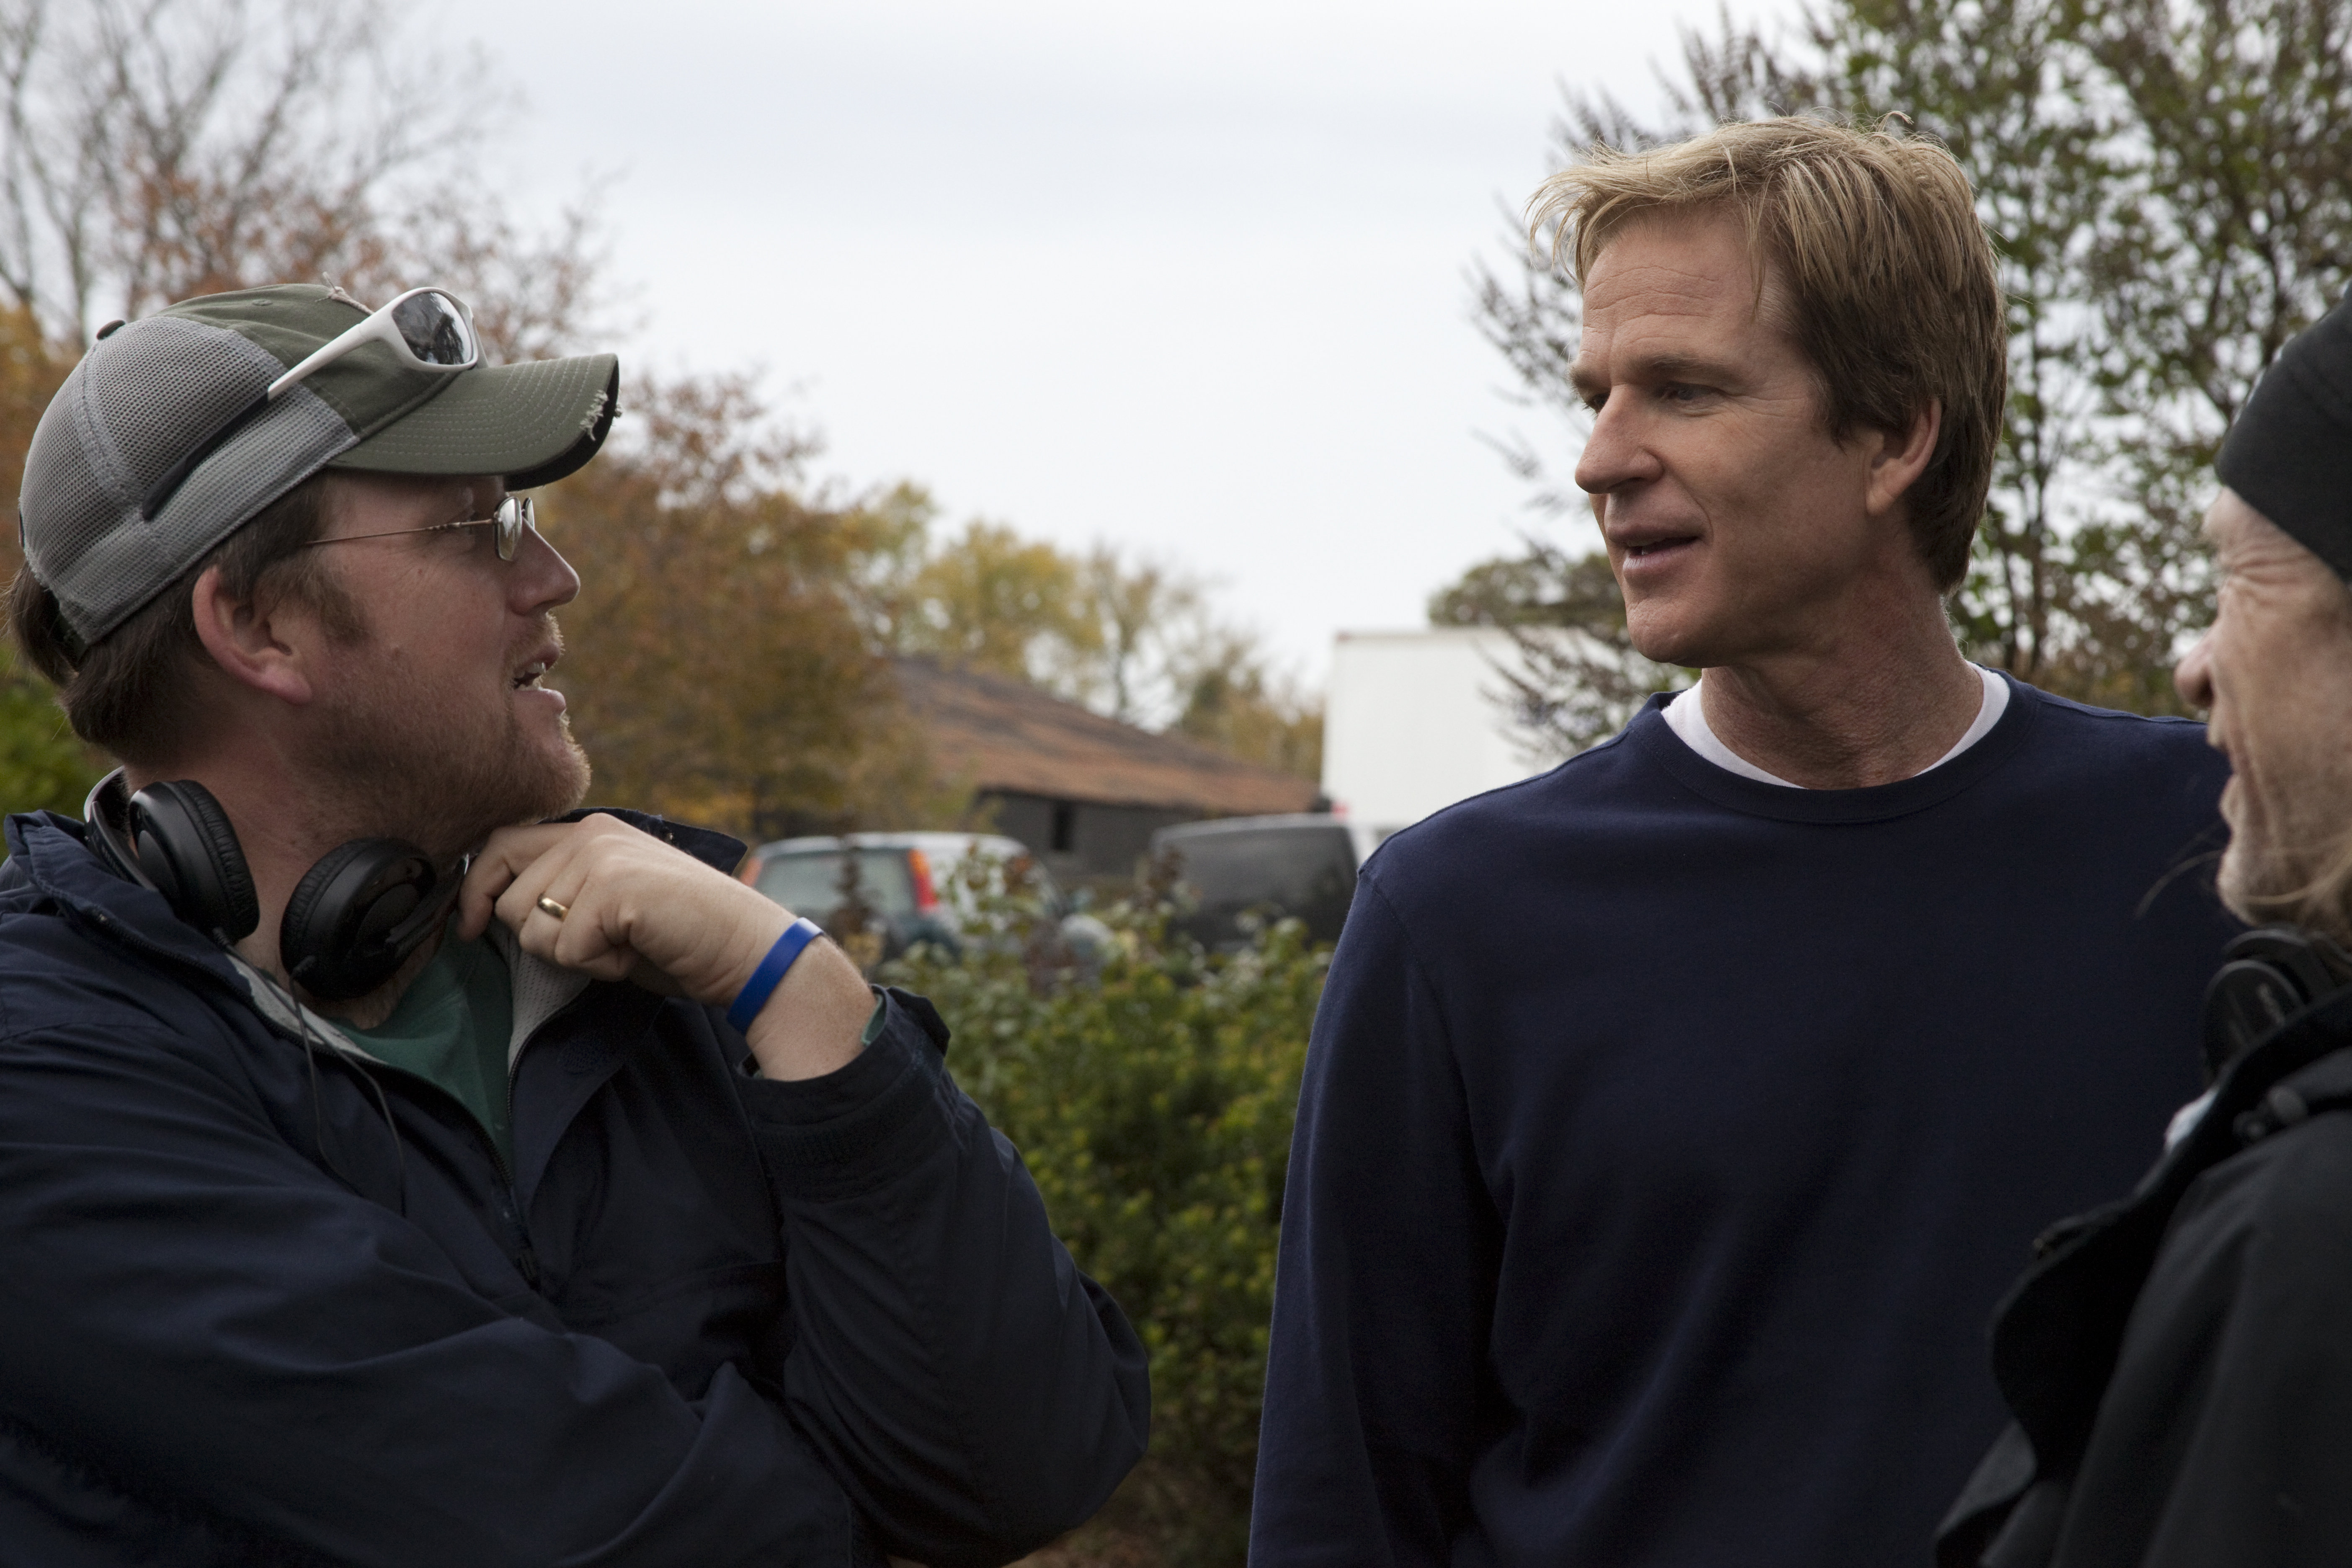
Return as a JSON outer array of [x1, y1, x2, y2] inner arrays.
[[141, 287, 482, 522], [298, 493, 536, 562], [269, 286, 479, 395]]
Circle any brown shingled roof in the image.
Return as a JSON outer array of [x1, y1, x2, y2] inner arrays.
[[893, 658, 1320, 817]]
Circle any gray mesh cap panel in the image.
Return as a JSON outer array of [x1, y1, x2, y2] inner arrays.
[[19, 315, 354, 644]]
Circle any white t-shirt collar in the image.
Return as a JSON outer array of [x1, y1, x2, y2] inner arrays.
[[1661, 665, 2010, 788]]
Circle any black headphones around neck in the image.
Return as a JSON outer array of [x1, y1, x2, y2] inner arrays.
[[83, 769, 460, 1001], [2203, 924, 2352, 1081]]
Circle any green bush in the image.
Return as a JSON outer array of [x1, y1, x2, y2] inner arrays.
[[0, 649, 101, 826], [885, 872, 1326, 1566]]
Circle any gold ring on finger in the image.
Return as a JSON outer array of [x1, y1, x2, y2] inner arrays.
[[535, 895, 570, 921]]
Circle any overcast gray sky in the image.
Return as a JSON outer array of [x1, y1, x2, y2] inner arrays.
[[449, 0, 1764, 679]]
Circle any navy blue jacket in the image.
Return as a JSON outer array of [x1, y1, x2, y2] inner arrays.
[[0, 808, 1148, 1568], [1251, 680, 2237, 1568]]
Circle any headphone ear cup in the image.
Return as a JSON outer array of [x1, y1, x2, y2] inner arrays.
[[280, 839, 368, 975], [282, 838, 442, 1001], [2202, 924, 2352, 1081], [127, 781, 259, 942]]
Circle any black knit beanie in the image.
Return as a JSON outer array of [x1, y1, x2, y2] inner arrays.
[[2217, 289, 2352, 581]]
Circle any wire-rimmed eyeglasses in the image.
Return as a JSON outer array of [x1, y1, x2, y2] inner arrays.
[[299, 494, 534, 562]]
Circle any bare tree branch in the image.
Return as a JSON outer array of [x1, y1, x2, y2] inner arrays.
[[0, 0, 599, 349]]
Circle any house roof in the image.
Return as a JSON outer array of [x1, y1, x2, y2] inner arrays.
[[893, 658, 1320, 817]]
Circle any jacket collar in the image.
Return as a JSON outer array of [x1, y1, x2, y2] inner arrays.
[[5, 811, 406, 1061], [4, 810, 247, 983], [554, 807, 748, 876], [505, 810, 746, 1065], [1987, 982, 2352, 1478]]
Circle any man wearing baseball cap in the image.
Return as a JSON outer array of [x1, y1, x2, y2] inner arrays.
[[0, 283, 1148, 1566]]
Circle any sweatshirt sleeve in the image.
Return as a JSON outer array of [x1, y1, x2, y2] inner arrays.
[[0, 1012, 872, 1568], [1250, 872, 1501, 1568], [738, 987, 1151, 1568], [2052, 1117, 2352, 1568]]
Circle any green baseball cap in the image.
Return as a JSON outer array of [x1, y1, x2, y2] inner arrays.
[[18, 282, 619, 646]]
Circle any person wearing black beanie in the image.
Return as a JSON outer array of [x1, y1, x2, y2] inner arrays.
[[2215, 290, 2352, 584], [1940, 291, 2352, 1568]]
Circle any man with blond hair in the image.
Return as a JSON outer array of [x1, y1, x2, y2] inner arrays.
[[1251, 119, 2236, 1565]]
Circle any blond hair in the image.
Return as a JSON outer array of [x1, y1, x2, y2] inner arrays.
[[1532, 116, 2006, 592]]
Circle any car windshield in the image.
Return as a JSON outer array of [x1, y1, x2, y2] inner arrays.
[[1166, 824, 1357, 944], [755, 848, 917, 921]]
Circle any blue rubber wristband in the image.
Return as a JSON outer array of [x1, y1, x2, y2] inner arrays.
[[727, 917, 824, 1032]]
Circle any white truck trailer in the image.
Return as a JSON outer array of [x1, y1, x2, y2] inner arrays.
[[1320, 627, 1561, 835]]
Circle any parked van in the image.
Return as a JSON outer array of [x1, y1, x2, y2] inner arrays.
[[1149, 814, 1384, 949]]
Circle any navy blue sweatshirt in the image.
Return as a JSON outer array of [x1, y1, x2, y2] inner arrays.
[[1251, 679, 2237, 1568]]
